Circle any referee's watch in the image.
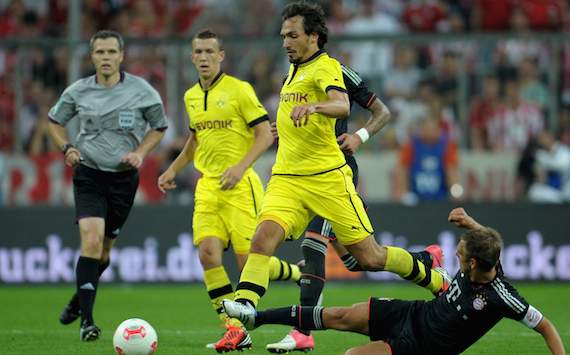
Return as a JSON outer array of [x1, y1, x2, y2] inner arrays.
[[61, 143, 75, 155]]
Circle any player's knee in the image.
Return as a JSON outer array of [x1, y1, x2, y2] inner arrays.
[[198, 246, 222, 268]]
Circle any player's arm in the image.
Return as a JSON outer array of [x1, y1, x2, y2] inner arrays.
[[448, 207, 485, 230], [158, 131, 197, 193], [534, 316, 566, 355], [291, 89, 350, 127], [339, 98, 391, 155], [220, 119, 273, 190]]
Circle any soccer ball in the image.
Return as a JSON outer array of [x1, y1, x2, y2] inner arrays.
[[113, 318, 158, 355]]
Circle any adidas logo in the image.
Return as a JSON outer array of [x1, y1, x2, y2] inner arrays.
[[80, 282, 95, 290]]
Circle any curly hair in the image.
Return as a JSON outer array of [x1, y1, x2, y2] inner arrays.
[[282, 1, 328, 49]]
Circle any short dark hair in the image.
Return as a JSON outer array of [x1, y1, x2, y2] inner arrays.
[[193, 29, 224, 50], [282, 1, 328, 49], [461, 227, 503, 272], [89, 30, 124, 52]]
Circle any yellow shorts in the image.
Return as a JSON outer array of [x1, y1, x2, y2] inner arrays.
[[193, 170, 263, 254], [259, 164, 373, 245]]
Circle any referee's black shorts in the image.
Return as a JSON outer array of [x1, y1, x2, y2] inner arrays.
[[368, 297, 424, 355], [73, 164, 139, 238]]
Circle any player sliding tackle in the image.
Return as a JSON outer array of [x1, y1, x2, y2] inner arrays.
[[223, 208, 566, 355]]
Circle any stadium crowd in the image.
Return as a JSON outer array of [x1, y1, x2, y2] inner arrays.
[[2, 0, 570, 203]]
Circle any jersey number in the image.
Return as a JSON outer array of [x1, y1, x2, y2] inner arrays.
[[446, 279, 461, 303]]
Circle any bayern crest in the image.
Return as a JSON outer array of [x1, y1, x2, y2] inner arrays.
[[473, 296, 486, 311]]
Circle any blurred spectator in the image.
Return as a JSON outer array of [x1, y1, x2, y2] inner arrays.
[[527, 131, 570, 202], [382, 45, 421, 100], [495, 7, 550, 70], [323, 0, 352, 34], [172, 1, 203, 35], [518, 57, 549, 111], [486, 78, 544, 152], [0, 72, 15, 152], [469, 75, 502, 150], [432, 50, 460, 113], [394, 116, 460, 204], [519, 0, 566, 31], [471, 0, 512, 31], [342, 0, 402, 79], [402, 0, 447, 32]]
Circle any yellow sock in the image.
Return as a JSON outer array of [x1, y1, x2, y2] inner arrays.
[[268, 256, 301, 282], [384, 246, 443, 294], [204, 266, 234, 320], [234, 253, 270, 307]]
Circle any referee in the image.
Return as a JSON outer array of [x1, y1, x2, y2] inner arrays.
[[48, 30, 167, 341]]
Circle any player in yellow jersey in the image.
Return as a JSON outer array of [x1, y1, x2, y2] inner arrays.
[[157, 30, 301, 351], [219, 3, 451, 352]]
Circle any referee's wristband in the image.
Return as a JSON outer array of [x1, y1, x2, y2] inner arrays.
[[355, 128, 370, 143]]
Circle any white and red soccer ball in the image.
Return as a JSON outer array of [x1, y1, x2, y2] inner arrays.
[[113, 318, 158, 355]]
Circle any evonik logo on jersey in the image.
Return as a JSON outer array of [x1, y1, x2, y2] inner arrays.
[[280, 92, 308, 103], [195, 120, 233, 131]]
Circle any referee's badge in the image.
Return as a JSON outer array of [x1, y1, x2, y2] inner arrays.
[[119, 110, 135, 129]]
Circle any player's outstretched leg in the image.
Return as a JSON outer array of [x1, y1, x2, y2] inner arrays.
[[410, 244, 451, 296]]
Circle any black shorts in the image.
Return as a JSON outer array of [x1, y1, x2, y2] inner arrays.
[[368, 298, 424, 355], [73, 164, 139, 238]]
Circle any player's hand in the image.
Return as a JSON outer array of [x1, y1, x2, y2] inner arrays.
[[270, 121, 279, 140], [337, 133, 363, 155], [157, 168, 177, 193], [448, 208, 479, 230], [122, 152, 144, 169], [220, 164, 246, 190], [290, 104, 315, 127], [64, 147, 82, 167]]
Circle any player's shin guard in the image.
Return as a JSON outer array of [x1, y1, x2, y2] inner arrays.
[[235, 253, 269, 308], [204, 266, 237, 324], [268, 256, 301, 282], [76, 256, 100, 325], [256, 305, 324, 330], [384, 246, 444, 294]]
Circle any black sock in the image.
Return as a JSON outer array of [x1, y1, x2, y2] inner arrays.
[[297, 238, 327, 335], [70, 259, 110, 310], [76, 256, 100, 325], [256, 305, 324, 330]]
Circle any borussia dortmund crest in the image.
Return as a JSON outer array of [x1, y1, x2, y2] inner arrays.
[[216, 99, 225, 108]]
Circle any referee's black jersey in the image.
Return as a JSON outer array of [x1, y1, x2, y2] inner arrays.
[[338, 64, 377, 183], [414, 270, 541, 354]]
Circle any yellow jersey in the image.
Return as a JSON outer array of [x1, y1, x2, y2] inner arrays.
[[184, 72, 268, 177], [273, 50, 347, 175]]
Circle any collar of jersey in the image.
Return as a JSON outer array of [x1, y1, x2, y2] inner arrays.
[[94, 71, 125, 85], [198, 71, 225, 91], [295, 49, 326, 67]]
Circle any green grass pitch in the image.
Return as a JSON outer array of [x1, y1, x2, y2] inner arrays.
[[1, 283, 569, 354]]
